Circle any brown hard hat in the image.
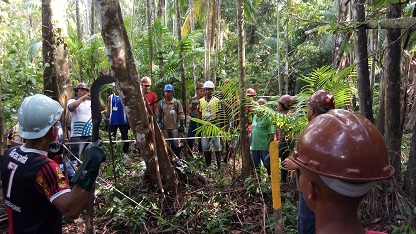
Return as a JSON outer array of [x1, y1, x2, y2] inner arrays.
[[292, 109, 394, 182], [309, 90, 335, 110], [279, 95, 294, 108], [196, 83, 204, 89], [246, 88, 257, 96], [75, 82, 89, 90]]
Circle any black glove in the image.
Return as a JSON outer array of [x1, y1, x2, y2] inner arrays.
[[179, 119, 185, 133], [70, 140, 106, 191], [157, 116, 164, 129], [47, 141, 64, 159]]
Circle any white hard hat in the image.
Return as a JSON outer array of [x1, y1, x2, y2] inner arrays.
[[18, 94, 63, 139], [203, 81, 215, 89]]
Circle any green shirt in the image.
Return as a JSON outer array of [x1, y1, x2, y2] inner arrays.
[[251, 115, 275, 150]]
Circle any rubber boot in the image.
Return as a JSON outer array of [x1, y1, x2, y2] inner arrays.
[[215, 151, 222, 171], [204, 151, 212, 167], [173, 146, 182, 159]]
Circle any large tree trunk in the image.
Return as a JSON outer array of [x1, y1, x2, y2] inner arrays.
[[237, 0, 252, 179], [42, 0, 72, 105], [384, 3, 403, 181], [95, 0, 178, 193], [352, 0, 373, 122], [157, 0, 165, 20], [403, 107, 416, 199]]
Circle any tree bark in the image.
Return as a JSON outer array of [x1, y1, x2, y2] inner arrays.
[[95, 0, 178, 193], [189, 0, 198, 89], [237, 0, 252, 179], [203, 0, 211, 82], [332, 0, 349, 68], [42, 0, 72, 105], [352, 0, 373, 122], [366, 17, 416, 29], [383, 3, 403, 181], [0, 77, 3, 156], [90, 0, 95, 35]]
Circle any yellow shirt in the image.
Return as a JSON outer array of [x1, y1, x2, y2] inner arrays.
[[199, 96, 220, 121]]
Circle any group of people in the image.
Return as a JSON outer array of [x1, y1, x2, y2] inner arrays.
[[1, 76, 394, 233]]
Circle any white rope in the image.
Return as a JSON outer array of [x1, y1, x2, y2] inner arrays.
[[64, 136, 223, 145]]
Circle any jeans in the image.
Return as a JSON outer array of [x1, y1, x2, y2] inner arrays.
[[298, 192, 316, 234], [111, 124, 130, 153], [69, 136, 91, 162], [187, 121, 199, 149], [251, 150, 268, 169], [201, 136, 221, 151]]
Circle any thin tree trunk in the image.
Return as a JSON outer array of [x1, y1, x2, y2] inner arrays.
[[352, 0, 373, 122], [95, 0, 178, 192], [213, 0, 220, 84], [369, 29, 378, 89], [0, 77, 3, 156], [276, 3, 282, 96], [176, 0, 187, 109], [237, 0, 252, 179], [157, 0, 164, 19], [203, 0, 211, 82], [284, 23, 289, 94], [189, 0, 198, 89], [76, 0, 84, 80], [90, 0, 95, 35], [147, 0, 154, 75], [384, 2, 402, 181], [42, 0, 72, 105]]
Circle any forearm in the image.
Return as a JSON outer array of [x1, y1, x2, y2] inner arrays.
[[52, 185, 90, 219], [68, 98, 84, 111]]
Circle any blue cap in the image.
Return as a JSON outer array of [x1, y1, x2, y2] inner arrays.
[[164, 84, 174, 92]]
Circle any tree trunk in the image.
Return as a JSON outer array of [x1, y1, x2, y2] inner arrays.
[[383, 3, 403, 181], [189, 0, 198, 89], [147, 0, 154, 76], [352, 0, 373, 122], [90, 0, 95, 35], [42, 0, 72, 105], [276, 3, 282, 96], [403, 104, 416, 199], [333, 0, 347, 67], [203, 0, 211, 82], [95, 0, 178, 193], [76, 0, 84, 80], [157, 0, 165, 20], [176, 0, 187, 109], [0, 77, 3, 156], [237, 0, 252, 179], [284, 23, 289, 94]]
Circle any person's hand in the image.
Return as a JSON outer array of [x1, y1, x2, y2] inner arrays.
[[282, 158, 299, 171], [47, 141, 64, 159], [82, 93, 91, 100], [70, 140, 106, 191], [179, 119, 185, 133], [156, 117, 164, 129]]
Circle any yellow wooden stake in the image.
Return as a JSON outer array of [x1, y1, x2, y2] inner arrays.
[[270, 140, 283, 233]]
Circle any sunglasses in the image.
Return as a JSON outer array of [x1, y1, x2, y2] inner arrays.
[[142, 85, 151, 87]]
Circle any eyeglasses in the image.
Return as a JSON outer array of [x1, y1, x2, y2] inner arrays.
[[78, 88, 90, 92]]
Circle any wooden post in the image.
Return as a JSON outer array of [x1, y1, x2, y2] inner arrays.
[[270, 140, 283, 234]]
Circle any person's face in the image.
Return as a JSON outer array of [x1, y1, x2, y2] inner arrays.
[[76, 87, 89, 98], [164, 90, 173, 99], [113, 86, 119, 95], [204, 88, 213, 97], [197, 88, 205, 98], [142, 81, 151, 93]]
